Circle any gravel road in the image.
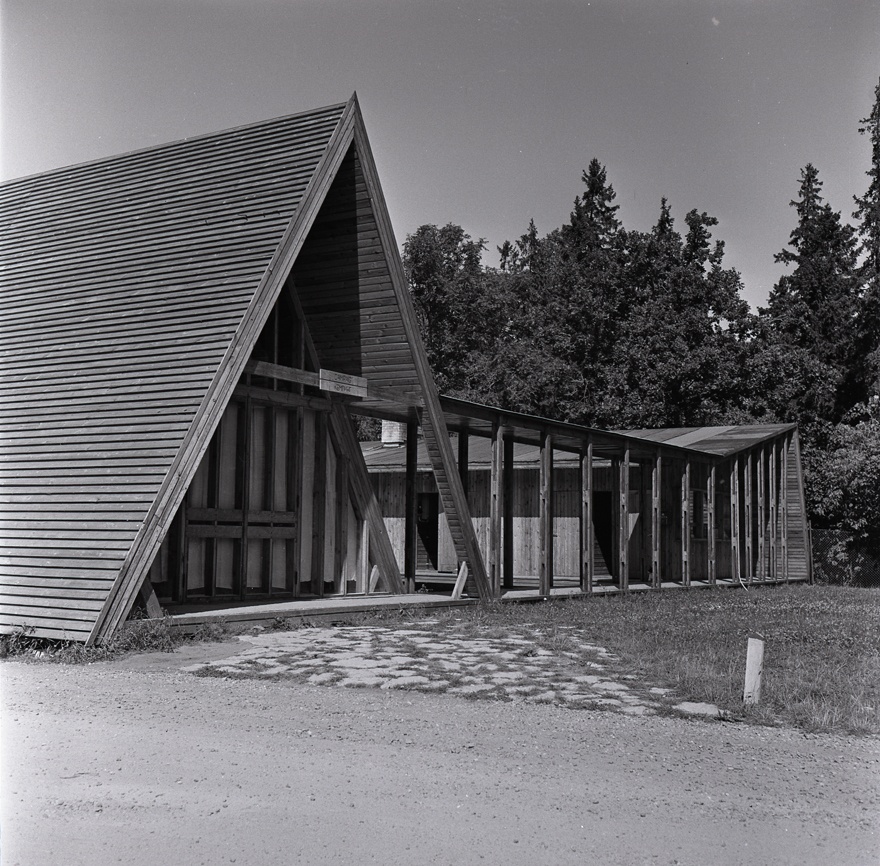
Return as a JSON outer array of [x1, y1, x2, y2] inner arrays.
[[2, 638, 878, 866]]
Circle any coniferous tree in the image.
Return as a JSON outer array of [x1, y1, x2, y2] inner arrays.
[[763, 163, 860, 422], [853, 76, 880, 398]]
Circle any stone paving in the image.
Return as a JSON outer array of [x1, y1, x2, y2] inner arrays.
[[182, 622, 724, 719]]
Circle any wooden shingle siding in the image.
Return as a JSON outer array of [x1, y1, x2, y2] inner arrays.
[[0, 103, 347, 640]]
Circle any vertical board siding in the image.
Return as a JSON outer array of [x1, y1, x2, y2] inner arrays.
[[0, 104, 346, 639], [292, 146, 421, 393]]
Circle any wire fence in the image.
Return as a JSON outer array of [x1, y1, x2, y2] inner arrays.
[[811, 528, 880, 588]]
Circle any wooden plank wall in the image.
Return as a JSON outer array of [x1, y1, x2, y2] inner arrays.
[[370, 465, 615, 580], [0, 104, 346, 639], [293, 146, 422, 395]]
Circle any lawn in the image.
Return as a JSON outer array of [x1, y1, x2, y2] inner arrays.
[[392, 584, 880, 735]]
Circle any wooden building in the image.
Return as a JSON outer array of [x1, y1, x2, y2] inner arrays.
[[0, 96, 489, 643], [0, 96, 812, 644], [363, 406, 812, 593]]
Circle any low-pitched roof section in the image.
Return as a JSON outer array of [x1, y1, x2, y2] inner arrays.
[[0, 96, 427, 642]]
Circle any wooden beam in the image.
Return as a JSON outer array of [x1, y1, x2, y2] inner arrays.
[[651, 450, 661, 589], [744, 451, 753, 584], [580, 438, 594, 593], [243, 360, 423, 408], [502, 434, 514, 590], [681, 459, 690, 587], [619, 448, 629, 591], [707, 463, 716, 585], [404, 420, 418, 594], [232, 383, 330, 413], [368, 564, 380, 593], [489, 424, 503, 596], [538, 432, 554, 595], [138, 576, 162, 620], [329, 403, 403, 593]]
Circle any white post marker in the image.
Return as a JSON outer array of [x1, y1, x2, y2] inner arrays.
[[743, 634, 765, 705]]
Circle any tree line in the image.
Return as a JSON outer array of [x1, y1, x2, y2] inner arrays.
[[402, 78, 880, 558]]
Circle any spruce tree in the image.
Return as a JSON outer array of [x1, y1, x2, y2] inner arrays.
[[853, 76, 880, 398], [765, 163, 860, 420]]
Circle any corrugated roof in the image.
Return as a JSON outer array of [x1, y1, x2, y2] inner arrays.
[[611, 424, 796, 457], [0, 102, 349, 639]]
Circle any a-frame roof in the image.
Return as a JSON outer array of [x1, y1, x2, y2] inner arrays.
[[0, 96, 430, 642]]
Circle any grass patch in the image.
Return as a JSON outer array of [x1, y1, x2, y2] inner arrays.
[[366, 585, 880, 735], [0, 615, 237, 664]]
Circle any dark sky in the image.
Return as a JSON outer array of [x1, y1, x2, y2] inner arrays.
[[3, 0, 878, 308]]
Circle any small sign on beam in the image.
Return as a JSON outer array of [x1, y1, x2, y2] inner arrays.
[[319, 368, 368, 398]]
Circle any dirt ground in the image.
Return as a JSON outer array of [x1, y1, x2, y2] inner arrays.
[[2, 637, 878, 866]]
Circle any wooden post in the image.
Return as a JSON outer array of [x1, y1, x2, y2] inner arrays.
[[238, 396, 253, 600], [651, 451, 661, 589], [619, 448, 629, 591], [580, 438, 594, 594], [458, 430, 469, 500], [610, 456, 619, 586], [757, 445, 766, 581], [681, 459, 691, 587], [707, 463, 716, 585], [311, 412, 328, 593], [451, 561, 469, 600], [138, 576, 163, 620], [404, 419, 418, 594], [502, 435, 514, 590], [489, 423, 503, 596], [744, 452, 753, 584], [769, 441, 778, 580], [781, 434, 789, 583], [360, 520, 370, 594], [743, 635, 765, 704], [539, 432, 554, 596], [730, 458, 740, 583], [334, 451, 349, 590]]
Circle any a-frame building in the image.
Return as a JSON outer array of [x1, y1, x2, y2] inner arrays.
[[1, 96, 488, 643]]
